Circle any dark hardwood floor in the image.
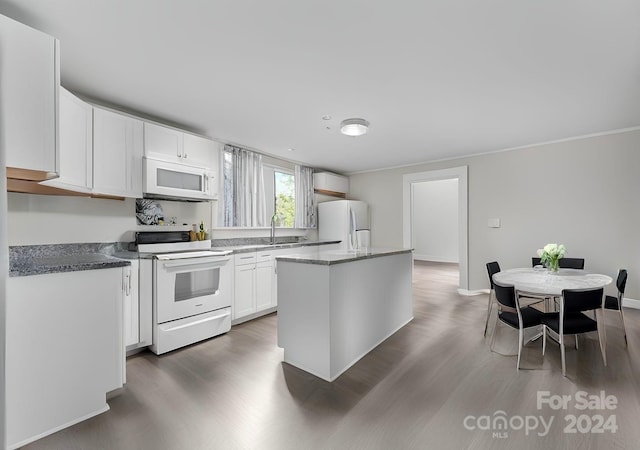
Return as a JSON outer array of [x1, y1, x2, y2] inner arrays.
[[25, 261, 640, 449]]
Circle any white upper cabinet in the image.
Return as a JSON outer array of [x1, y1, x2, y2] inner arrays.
[[182, 132, 216, 169], [0, 14, 59, 177], [41, 88, 92, 192], [93, 107, 143, 198], [143, 122, 183, 163], [144, 121, 215, 169]]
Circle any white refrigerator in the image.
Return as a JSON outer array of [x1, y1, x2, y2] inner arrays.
[[318, 200, 370, 251]]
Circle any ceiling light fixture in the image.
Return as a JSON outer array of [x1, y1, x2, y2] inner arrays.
[[340, 118, 369, 137]]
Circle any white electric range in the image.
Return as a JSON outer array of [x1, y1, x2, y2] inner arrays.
[[135, 231, 232, 354]]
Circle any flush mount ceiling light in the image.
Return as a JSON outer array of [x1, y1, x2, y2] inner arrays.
[[340, 118, 369, 137]]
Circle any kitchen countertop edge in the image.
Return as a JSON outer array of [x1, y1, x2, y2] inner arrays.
[[276, 248, 413, 265], [210, 240, 341, 254]]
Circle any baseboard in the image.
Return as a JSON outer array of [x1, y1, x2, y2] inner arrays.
[[623, 297, 640, 310], [413, 254, 459, 264], [231, 306, 277, 326], [8, 404, 110, 450], [458, 289, 488, 296]]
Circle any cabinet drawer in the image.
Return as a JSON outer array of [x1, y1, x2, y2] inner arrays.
[[256, 250, 274, 263], [234, 253, 257, 265]]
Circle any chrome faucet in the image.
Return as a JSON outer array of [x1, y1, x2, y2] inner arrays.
[[270, 214, 276, 245]]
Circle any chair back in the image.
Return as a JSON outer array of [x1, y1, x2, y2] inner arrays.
[[617, 269, 628, 294], [559, 258, 585, 269], [486, 261, 500, 289], [493, 281, 517, 312], [532, 257, 542, 267], [561, 288, 604, 314]]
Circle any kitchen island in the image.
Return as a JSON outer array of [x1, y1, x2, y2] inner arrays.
[[276, 248, 413, 381]]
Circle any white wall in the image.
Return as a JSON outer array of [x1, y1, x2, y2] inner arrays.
[[349, 129, 640, 300], [412, 179, 458, 262], [6, 194, 213, 245]]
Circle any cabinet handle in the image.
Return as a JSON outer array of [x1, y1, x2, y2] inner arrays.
[[183, 151, 188, 159], [124, 273, 131, 295]]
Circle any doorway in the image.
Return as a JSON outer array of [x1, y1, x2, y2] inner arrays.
[[402, 166, 469, 293]]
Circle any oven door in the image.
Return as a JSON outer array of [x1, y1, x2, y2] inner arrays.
[[154, 252, 232, 324]]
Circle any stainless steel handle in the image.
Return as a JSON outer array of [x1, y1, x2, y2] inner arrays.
[[124, 272, 131, 295]]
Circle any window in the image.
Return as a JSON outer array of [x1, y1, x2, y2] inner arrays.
[[274, 170, 295, 227], [219, 145, 314, 228], [264, 165, 295, 228]]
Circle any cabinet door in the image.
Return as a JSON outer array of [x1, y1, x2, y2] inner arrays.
[[144, 122, 183, 163], [93, 107, 143, 197], [6, 268, 123, 447], [42, 88, 92, 192], [233, 263, 255, 319], [123, 260, 140, 348], [256, 260, 274, 311], [182, 133, 214, 169], [1, 14, 58, 175]]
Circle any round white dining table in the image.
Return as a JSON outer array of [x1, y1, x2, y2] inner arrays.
[[492, 268, 613, 297]]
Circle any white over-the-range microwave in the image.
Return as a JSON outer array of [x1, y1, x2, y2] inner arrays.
[[143, 157, 217, 201]]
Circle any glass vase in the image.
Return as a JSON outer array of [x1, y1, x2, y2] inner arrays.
[[548, 258, 559, 273]]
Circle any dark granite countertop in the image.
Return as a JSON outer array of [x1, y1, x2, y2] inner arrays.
[[276, 248, 413, 265], [9, 243, 132, 277]]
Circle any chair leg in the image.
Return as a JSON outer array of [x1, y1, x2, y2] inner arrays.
[[597, 309, 607, 367], [560, 334, 566, 377], [542, 326, 547, 355], [517, 327, 524, 370], [619, 306, 628, 347], [490, 317, 498, 352], [575, 335, 579, 349], [484, 290, 494, 337]]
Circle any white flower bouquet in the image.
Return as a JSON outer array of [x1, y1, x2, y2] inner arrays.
[[536, 243, 566, 272]]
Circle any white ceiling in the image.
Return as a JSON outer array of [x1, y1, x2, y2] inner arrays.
[[3, 1, 640, 173]]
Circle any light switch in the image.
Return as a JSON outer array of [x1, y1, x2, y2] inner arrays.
[[488, 218, 501, 228]]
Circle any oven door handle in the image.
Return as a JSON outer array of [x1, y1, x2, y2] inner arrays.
[[160, 256, 231, 270]]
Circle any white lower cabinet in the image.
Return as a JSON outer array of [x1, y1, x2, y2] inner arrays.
[[232, 250, 275, 323], [6, 267, 126, 450], [255, 258, 274, 311], [231, 245, 333, 325], [234, 254, 256, 319], [123, 259, 140, 348]]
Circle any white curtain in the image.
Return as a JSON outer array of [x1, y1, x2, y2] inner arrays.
[[294, 165, 317, 228], [221, 145, 266, 227]]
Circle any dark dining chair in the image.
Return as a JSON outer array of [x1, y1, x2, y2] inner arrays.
[[542, 287, 606, 377], [604, 269, 628, 346], [490, 281, 545, 369], [484, 261, 501, 337], [531, 257, 585, 269]]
